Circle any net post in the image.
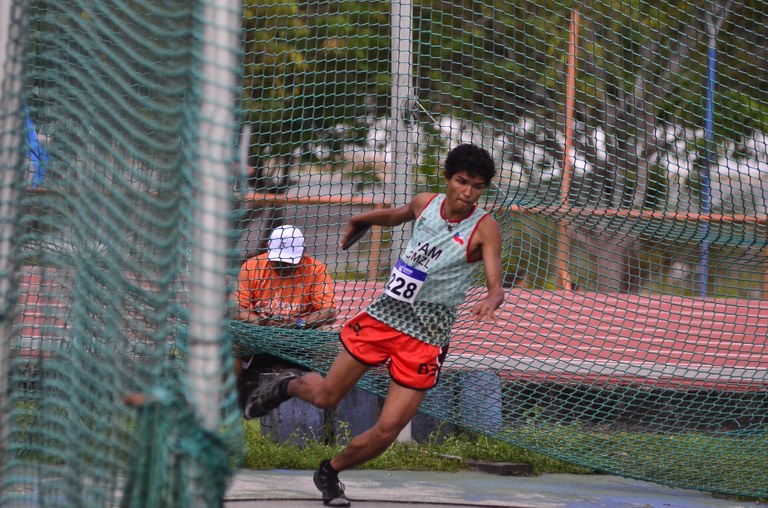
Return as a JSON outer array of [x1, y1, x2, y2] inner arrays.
[[366, 203, 387, 280], [556, 8, 579, 291], [390, 0, 416, 441], [0, 0, 25, 464], [187, 0, 240, 432], [389, 0, 414, 262], [762, 249, 768, 299]]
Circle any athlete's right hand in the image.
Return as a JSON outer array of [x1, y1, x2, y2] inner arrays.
[[340, 222, 370, 250]]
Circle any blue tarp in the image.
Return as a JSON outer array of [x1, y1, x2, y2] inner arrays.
[[25, 108, 48, 189]]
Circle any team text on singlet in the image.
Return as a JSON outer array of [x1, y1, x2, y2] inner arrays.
[[366, 194, 488, 346]]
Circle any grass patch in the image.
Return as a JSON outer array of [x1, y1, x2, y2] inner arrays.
[[241, 419, 593, 474], [241, 418, 768, 502]]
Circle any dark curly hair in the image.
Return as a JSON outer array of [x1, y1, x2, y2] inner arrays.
[[444, 143, 496, 186]]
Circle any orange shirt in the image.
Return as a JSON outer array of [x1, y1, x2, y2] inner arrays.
[[237, 254, 335, 318]]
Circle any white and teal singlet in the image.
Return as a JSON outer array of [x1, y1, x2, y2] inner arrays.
[[366, 194, 489, 347]]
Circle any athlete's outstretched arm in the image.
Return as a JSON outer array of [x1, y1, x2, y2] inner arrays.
[[340, 193, 434, 247], [470, 216, 505, 322]]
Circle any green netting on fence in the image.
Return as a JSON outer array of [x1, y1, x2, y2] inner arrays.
[[2, 0, 768, 506], [231, 0, 768, 497], [0, 0, 241, 507]]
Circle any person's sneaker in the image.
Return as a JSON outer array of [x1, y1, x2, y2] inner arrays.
[[236, 365, 261, 412], [237, 376, 258, 412], [313, 460, 350, 507], [243, 369, 302, 419]]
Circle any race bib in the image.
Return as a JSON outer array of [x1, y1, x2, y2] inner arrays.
[[384, 259, 427, 303]]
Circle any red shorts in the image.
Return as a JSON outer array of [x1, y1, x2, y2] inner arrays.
[[339, 311, 448, 390]]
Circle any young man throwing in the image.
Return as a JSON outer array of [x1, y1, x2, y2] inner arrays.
[[244, 143, 504, 507]]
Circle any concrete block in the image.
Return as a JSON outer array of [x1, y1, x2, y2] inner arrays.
[[332, 387, 380, 440], [258, 373, 324, 445], [260, 396, 325, 445], [411, 412, 458, 443], [466, 460, 533, 476], [459, 370, 502, 432], [414, 375, 459, 442]]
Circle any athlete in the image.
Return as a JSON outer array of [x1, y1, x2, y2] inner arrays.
[[244, 143, 504, 507]]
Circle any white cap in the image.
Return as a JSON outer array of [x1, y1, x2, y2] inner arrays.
[[267, 225, 305, 264]]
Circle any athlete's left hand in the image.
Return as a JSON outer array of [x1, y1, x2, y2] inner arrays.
[[470, 299, 499, 322]]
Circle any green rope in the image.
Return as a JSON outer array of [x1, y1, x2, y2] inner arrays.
[[121, 388, 232, 508]]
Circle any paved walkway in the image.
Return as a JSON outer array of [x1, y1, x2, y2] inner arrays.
[[224, 469, 760, 508]]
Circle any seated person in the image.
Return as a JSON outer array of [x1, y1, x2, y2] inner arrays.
[[233, 225, 337, 409]]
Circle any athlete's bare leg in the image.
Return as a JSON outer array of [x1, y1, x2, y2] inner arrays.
[[329, 381, 425, 472], [287, 349, 369, 408]]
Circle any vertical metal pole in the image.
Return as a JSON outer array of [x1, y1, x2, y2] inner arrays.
[[0, 0, 24, 465], [237, 123, 251, 192], [390, 0, 414, 441], [390, 0, 414, 250], [557, 9, 578, 291], [699, 20, 717, 298], [188, 0, 239, 432], [763, 249, 768, 299], [367, 203, 385, 279]]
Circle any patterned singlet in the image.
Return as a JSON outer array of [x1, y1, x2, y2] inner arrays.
[[366, 194, 489, 347]]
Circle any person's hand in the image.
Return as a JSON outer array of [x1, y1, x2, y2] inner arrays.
[[340, 222, 371, 250], [250, 306, 273, 326], [265, 314, 295, 328], [470, 298, 499, 323]]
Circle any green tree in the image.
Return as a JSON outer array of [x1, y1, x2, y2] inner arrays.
[[239, 0, 768, 291]]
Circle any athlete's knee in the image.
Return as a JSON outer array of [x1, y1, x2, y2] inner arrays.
[[307, 381, 346, 408], [288, 373, 339, 408], [370, 418, 408, 445], [371, 415, 410, 443]]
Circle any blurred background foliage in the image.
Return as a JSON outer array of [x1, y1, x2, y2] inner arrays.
[[238, 0, 767, 296]]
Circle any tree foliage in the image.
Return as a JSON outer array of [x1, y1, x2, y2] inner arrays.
[[242, 0, 767, 166], [240, 0, 767, 292]]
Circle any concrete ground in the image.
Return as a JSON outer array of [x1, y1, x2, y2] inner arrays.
[[224, 468, 761, 508]]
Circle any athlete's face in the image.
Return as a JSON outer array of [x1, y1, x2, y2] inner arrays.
[[444, 170, 488, 213]]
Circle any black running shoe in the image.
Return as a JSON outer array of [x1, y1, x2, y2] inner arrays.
[[313, 460, 350, 507], [243, 369, 302, 419], [236, 364, 261, 412]]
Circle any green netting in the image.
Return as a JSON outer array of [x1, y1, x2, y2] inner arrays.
[[231, 0, 768, 499], [1, 0, 241, 507], [2, 0, 768, 506]]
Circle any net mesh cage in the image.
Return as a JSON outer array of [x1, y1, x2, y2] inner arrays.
[[1, 0, 240, 506], [1, 0, 768, 505]]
